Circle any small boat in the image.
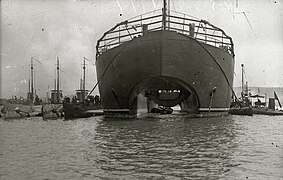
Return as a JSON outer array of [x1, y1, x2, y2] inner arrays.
[[253, 108, 283, 115], [229, 106, 253, 116], [150, 106, 173, 114], [252, 91, 283, 116]]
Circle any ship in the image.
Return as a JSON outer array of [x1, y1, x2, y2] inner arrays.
[[95, 0, 235, 117], [41, 57, 64, 120], [2, 57, 42, 119], [63, 57, 102, 120], [251, 91, 283, 116], [229, 64, 253, 116]]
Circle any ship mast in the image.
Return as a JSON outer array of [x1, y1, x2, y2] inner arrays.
[[167, 0, 170, 29], [241, 64, 244, 99], [83, 57, 86, 91], [50, 57, 62, 104], [163, 0, 167, 30], [28, 77, 30, 96], [56, 57, 60, 92], [54, 79, 56, 91], [31, 57, 34, 105]]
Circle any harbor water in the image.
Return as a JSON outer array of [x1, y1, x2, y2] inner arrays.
[[0, 115, 282, 179]]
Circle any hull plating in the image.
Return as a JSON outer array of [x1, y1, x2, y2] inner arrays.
[[96, 30, 235, 114]]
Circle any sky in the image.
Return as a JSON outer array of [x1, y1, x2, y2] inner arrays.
[[1, 0, 282, 99]]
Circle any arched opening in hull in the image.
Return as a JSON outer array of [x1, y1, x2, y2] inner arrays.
[[128, 76, 200, 115]]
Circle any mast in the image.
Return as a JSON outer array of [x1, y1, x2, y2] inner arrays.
[[57, 57, 60, 91], [83, 57, 86, 91], [167, 0, 170, 29], [28, 78, 30, 94], [47, 85, 49, 100], [31, 58, 34, 104], [245, 81, 248, 99], [54, 79, 56, 90], [241, 64, 244, 99], [163, 0, 167, 30]]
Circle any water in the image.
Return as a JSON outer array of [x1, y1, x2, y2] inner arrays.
[[0, 114, 282, 180]]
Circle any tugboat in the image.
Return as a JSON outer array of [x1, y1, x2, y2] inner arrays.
[[95, 0, 235, 117]]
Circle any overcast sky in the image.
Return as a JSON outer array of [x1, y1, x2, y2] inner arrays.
[[1, 0, 282, 99]]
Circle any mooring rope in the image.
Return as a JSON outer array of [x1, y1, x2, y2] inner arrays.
[[208, 87, 217, 118]]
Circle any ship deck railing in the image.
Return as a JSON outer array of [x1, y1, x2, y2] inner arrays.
[[96, 9, 234, 58]]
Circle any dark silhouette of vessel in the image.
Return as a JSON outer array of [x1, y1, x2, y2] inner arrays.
[[229, 64, 253, 116], [42, 58, 64, 120], [63, 57, 102, 120], [95, 1, 235, 117]]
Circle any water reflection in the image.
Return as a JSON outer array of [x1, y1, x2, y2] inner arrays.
[[0, 115, 282, 179], [89, 115, 239, 179]]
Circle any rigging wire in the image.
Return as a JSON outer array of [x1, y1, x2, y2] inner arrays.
[[193, 38, 239, 102], [171, 0, 176, 11], [130, 0, 137, 13], [87, 45, 129, 97], [232, 11, 257, 37]]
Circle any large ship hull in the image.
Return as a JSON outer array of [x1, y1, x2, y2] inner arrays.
[[96, 30, 234, 115]]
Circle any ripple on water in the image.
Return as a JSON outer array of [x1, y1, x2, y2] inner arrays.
[[0, 115, 283, 179]]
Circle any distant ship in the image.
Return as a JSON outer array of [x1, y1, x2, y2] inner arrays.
[[95, 0, 235, 116], [63, 57, 102, 120], [42, 57, 64, 119], [229, 64, 253, 116], [2, 57, 42, 119]]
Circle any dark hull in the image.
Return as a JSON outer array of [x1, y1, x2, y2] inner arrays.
[[229, 107, 253, 116], [96, 30, 234, 115], [63, 103, 102, 120], [42, 103, 64, 120], [2, 104, 42, 119], [253, 108, 283, 115]]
